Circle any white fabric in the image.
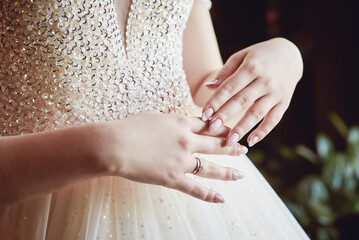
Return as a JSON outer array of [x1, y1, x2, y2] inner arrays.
[[1, 155, 309, 239]]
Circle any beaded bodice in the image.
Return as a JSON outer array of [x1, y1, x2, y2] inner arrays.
[[0, 0, 195, 136]]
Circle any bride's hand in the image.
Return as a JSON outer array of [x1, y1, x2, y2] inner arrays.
[[201, 38, 303, 147], [99, 112, 246, 203]]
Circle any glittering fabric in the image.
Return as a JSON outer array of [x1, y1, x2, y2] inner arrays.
[[0, 0, 194, 136]]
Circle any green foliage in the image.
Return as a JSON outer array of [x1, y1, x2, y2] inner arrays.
[[283, 113, 359, 239]]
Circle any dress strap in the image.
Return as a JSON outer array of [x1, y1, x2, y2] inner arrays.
[[195, 0, 212, 10]]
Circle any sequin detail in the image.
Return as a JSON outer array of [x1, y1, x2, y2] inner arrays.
[[0, 0, 194, 136]]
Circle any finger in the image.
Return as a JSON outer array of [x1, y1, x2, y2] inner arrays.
[[174, 176, 225, 203], [247, 103, 288, 147], [194, 158, 244, 181], [204, 50, 247, 87], [198, 125, 231, 138], [187, 117, 231, 137], [209, 79, 267, 132], [228, 96, 275, 144], [192, 135, 248, 156], [203, 64, 256, 121]]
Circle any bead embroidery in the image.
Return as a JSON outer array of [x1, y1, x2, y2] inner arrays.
[[0, 0, 194, 136]]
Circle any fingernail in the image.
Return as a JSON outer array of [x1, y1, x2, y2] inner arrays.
[[201, 108, 214, 121], [248, 136, 259, 147], [238, 145, 248, 155], [204, 78, 219, 86], [214, 194, 225, 203], [233, 170, 244, 180], [209, 119, 222, 133], [226, 133, 239, 146]]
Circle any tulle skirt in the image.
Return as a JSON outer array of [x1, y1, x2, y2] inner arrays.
[[0, 154, 309, 239]]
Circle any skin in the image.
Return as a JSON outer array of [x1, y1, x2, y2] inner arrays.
[[184, 2, 303, 147], [0, 113, 242, 206], [0, 1, 303, 206]]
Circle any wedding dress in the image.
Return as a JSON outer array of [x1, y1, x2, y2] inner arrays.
[[0, 0, 309, 239]]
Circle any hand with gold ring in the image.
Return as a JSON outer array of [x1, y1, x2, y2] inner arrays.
[[96, 112, 246, 203]]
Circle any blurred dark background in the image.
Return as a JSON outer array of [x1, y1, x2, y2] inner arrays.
[[210, 0, 359, 239]]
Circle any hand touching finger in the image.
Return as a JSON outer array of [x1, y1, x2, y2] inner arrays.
[[188, 117, 231, 137], [208, 80, 268, 133], [192, 134, 248, 155], [226, 96, 275, 146], [199, 38, 303, 145], [202, 64, 255, 121], [247, 103, 288, 147]]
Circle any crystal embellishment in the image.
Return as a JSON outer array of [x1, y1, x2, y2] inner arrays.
[[0, 0, 195, 136]]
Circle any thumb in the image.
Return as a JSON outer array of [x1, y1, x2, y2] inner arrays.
[[204, 50, 247, 88]]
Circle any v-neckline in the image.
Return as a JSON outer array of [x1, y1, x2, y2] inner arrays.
[[112, 0, 134, 60]]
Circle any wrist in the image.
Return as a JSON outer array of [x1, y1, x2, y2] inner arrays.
[[85, 121, 124, 177]]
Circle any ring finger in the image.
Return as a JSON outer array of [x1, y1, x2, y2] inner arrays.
[[189, 157, 244, 181]]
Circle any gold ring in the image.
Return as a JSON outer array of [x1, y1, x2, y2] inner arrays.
[[192, 157, 202, 175]]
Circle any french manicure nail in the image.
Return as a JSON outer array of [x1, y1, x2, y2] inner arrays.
[[226, 133, 239, 146], [204, 78, 219, 86], [238, 145, 248, 155], [248, 136, 259, 147], [209, 119, 222, 133], [214, 194, 225, 203], [201, 108, 214, 121], [233, 170, 245, 180]]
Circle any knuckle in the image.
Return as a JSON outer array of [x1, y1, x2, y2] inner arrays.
[[191, 185, 205, 199], [246, 59, 262, 75], [207, 163, 216, 177], [233, 94, 250, 107], [177, 134, 192, 151], [262, 77, 276, 91], [249, 108, 264, 121], [222, 83, 237, 95], [167, 171, 179, 182], [176, 115, 189, 126]]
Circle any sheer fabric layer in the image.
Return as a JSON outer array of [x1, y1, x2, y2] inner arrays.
[[1, 155, 308, 240]]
